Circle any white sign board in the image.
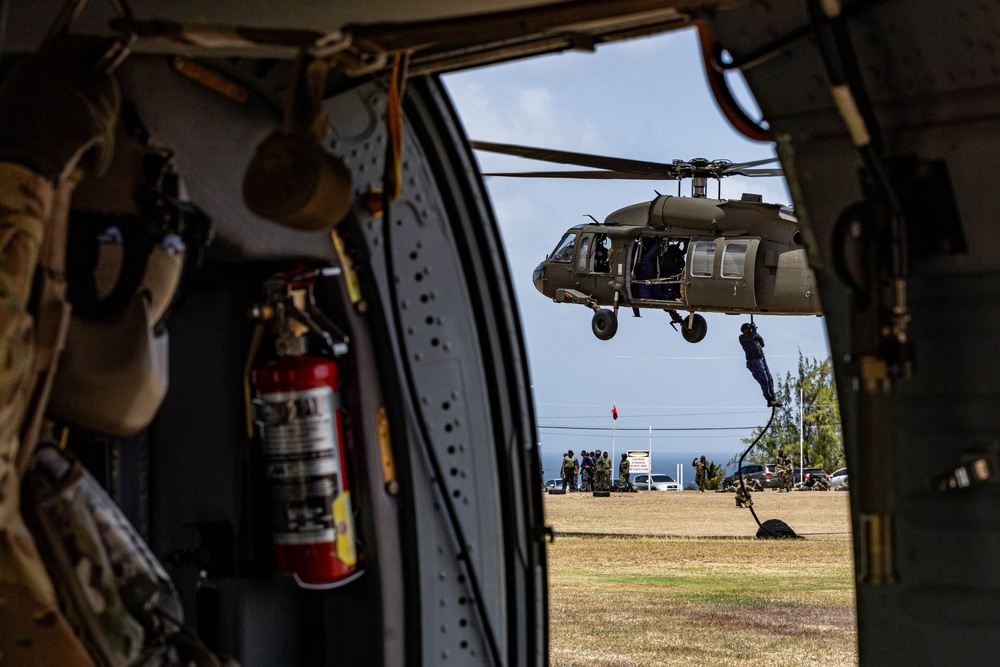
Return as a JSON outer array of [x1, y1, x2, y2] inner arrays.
[[627, 450, 650, 474]]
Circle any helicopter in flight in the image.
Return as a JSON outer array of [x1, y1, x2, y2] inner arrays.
[[472, 141, 822, 343]]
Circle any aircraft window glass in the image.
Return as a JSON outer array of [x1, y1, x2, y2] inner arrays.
[[577, 237, 591, 271], [721, 241, 750, 278], [690, 241, 717, 277], [551, 233, 576, 263]]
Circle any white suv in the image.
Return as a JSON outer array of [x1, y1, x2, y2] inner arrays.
[[632, 474, 680, 491]]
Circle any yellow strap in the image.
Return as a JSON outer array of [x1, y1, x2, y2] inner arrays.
[[365, 52, 407, 217]]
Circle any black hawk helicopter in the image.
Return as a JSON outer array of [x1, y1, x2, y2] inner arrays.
[[472, 141, 822, 343]]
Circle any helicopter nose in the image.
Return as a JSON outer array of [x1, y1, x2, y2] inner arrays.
[[532, 262, 544, 293]]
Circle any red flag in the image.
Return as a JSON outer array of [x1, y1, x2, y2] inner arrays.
[[612, 404, 618, 420]]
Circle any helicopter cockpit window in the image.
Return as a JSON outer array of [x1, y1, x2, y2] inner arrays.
[[721, 241, 750, 279], [577, 237, 591, 271], [551, 233, 577, 263], [690, 241, 717, 277]]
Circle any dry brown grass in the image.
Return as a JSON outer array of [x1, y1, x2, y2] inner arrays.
[[544, 490, 857, 667]]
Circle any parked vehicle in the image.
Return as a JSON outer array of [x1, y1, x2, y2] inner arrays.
[[632, 474, 680, 491], [829, 468, 848, 489], [793, 467, 830, 484], [544, 479, 567, 491], [722, 463, 778, 489]]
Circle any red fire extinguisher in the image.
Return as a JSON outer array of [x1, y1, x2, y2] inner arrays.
[[250, 269, 358, 588]]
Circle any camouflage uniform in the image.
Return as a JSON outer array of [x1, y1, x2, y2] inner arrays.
[[735, 475, 755, 508], [618, 454, 630, 490], [692, 456, 708, 492], [595, 452, 610, 491], [775, 450, 793, 492], [0, 38, 120, 664], [810, 474, 831, 491]]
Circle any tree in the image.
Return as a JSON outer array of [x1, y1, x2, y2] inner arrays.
[[705, 460, 725, 490], [733, 354, 844, 473]]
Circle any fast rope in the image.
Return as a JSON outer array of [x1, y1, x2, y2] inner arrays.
[[735, 314, 790, 537], [736, 404, 777, 533]]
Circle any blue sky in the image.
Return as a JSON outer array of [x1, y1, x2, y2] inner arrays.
[[442, 27, 831, 482]]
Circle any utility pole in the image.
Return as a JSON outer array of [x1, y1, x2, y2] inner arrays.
[[799, 385, 804, 485]]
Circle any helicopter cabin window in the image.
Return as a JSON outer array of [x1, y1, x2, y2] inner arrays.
[[593, 235, 611, 273], [721, 241, 750, 279], [690, 241, 717, 277], [576, 237, 591, 271], [551, 233, 576, 262]]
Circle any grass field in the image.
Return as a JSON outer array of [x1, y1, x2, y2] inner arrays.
[[544, 490, 857, 667]]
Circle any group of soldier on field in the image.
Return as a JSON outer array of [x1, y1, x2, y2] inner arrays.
[[720, 448, 832, 507], [561, 450, 633, 491]]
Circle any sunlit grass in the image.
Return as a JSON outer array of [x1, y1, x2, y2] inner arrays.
[[545, 492, 857, 666]]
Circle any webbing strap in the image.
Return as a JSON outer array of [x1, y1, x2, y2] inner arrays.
[[17, 172, 76, 474], [364, 52, 408, 216]]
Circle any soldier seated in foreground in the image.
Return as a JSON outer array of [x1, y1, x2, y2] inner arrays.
[[807, 474, 831, 491], [735, 481, 753, 508]]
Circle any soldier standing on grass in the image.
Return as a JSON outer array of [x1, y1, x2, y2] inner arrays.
[[594, 451, 609, 491], [562, 450, 576, 491], [692, 455, 708, 492], [619, 453, 631, 491], [580, 451, 594, 491], [775, 449, 792, 492]]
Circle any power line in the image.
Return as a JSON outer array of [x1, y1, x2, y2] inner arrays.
[[538, 425, 758, 433], [537, 409, 766, 419]]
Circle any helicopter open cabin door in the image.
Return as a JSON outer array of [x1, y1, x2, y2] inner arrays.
[[684, 237, 759, 310]]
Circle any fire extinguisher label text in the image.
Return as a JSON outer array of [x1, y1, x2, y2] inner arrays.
[[255, 386, 344, 546]]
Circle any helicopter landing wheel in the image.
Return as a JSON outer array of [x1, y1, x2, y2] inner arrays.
[[592, 308, 618, 340], [680, 313, 707, 343]]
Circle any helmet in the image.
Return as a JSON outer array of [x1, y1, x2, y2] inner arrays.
[[741, 322, 753, 332], [47, 115, 210, 437]]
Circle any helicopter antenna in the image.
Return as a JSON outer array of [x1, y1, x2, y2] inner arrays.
[[584, 214, 599, 224]]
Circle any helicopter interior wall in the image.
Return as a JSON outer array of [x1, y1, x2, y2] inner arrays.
[[149, 269, 389, 665], [117, 56, 344, 262], [708, 1, 1000, 662], [29, 51, 547, 666]]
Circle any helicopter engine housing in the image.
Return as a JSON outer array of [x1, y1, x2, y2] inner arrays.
[[648, 195, 725, 230]]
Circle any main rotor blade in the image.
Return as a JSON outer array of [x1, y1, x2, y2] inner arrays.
[[726, 167, 784, 177], [471, 140, 675, 176], [722, 156, 781, 172], [481, 169, 678, 180]]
